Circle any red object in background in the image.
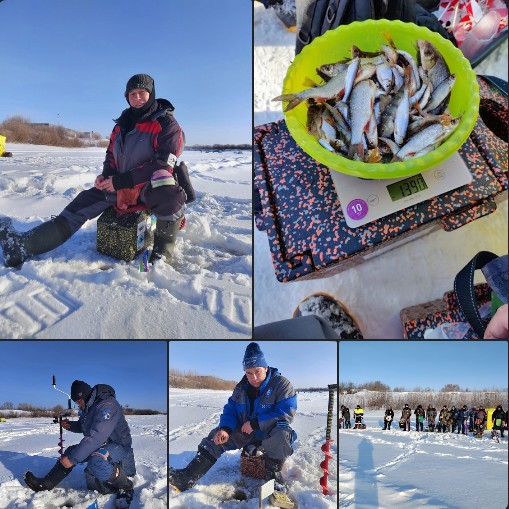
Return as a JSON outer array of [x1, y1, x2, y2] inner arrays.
[[436, 0, 507, 45]]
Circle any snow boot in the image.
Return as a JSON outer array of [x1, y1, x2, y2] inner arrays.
[[0, 215, 72, 268], [265, 458, 296, 509], [148, 218, 181, 264], [168, 449, 216, 492], [264, 457, 287, 493], [293, 293, 364, 339], [107, 463, 134, 509], [85, 469, 117, 494], [24, 460, 73, 492]]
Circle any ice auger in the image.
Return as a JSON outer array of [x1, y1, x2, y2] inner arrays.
[[319, 383, 337, 495], [52, 375, 72, 456]]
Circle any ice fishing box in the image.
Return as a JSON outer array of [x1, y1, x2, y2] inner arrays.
[[254, 76, 508, 283], [96, 207, 155, 262]]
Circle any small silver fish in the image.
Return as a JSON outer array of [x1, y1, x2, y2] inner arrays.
[[417, 40, 450, 89]]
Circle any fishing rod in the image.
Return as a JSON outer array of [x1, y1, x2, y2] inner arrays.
[[52, 375, 72, 456], [320, 383, 337, 495]]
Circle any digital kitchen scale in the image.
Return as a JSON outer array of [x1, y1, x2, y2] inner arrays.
[[330, 152, 473, 228]]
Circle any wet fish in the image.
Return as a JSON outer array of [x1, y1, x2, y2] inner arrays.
[[393, 118, 460, 161], [417, 40, 450, 89], [273, 70, 347, 111], [348, 79, 377, 160]]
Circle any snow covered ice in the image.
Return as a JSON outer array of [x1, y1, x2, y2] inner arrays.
[[169, 388, 337, 508], [0, 144, 252, 339], [0, 414, 167, 509], [339, 409, 508, 508]]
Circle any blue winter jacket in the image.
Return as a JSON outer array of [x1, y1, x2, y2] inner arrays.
[[66, 384, 132, 465], [219, 367, 297, 441]]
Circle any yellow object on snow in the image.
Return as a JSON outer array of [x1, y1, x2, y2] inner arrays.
[[0, 134, 5, 156], [487, 408, 495, 430]]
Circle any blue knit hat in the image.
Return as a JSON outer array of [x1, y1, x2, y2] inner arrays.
[[243, 342, 268, 369]]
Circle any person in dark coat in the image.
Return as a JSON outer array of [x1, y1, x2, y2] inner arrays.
[[426, 405, 437, 431], [414, 404, 425, 431], [457, 405, 468, 435], [450, 406, 459, 433], [25, 380, 135, 505], [169, 343, 298, 494], [438, 405, 451, 433], [383, 406, 394, 430], [1, 73, 190, 267], [401, 404, 412, 431], [492, 405, 506, 438], [341, 405, 351, 429]]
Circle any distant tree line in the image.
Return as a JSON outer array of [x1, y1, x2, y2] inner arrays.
[[339, 381, 508, 394], [186, 143, 251, 151], [0, 401, 163, 418], [0, 115, 107, 148], [170, 368, 237, 390], [337, 384, 508, 410]]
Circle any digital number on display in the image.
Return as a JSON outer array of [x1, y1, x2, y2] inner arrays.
[[386, 174, 428, 202]]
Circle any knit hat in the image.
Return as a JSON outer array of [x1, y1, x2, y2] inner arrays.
[[243, 342, 268, 369], [125, 73, 155, 102], [71, 380, 92, 402]]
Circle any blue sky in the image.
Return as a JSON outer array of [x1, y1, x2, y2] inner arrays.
[[0, 0, 252, 144], [0, 342, 167, 411], [340, 341, 508, 391], [169, 341, 338, 388]]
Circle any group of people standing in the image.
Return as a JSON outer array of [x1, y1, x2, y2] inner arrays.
[[340, 404, 507, 437]]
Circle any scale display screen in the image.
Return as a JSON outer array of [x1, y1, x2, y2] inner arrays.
[[386, 173, 428, 202]]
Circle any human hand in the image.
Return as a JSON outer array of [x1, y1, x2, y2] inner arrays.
[[213, 430, 229, 445], [61, 419, 71, 430], [95, 175, 115, 192], [59, 456, 73, 468], [94, 175, 105, 188], [484, 304, 508, 339], [241, 421, 254, 434]]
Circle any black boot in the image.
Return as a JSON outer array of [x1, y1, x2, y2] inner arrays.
[[24, 460, 73, 492], [169, 449, 216, 492], [107, 463, 134, 509], [148, 218, 181, 264], [264, 457, 287, 493], [0, 215, 72, 268]]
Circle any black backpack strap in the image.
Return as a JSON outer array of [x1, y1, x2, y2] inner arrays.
[[297, 0, 329, 54], [454, 251, 499, 338]]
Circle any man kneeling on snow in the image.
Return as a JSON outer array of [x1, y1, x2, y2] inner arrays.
[[169, 342, 298, 494], [25, 380, 136, 507]]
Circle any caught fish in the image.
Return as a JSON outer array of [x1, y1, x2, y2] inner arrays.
[[272, 70, 347, 111], [348, 79, 377, 160], [423, 74, 456, 114], [275, 33, 461, 164], [417, 40, 450, 89], [393, 118, 460, 161]]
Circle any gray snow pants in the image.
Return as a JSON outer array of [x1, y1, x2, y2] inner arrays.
[[198, 426, 295, 461], [59, 186, 184, 235]]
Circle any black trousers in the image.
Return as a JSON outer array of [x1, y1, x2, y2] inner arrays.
[[60, 186, 184, 235]]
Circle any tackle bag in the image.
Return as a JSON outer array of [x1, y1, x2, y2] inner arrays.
[[295, 0, 456, 55]]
